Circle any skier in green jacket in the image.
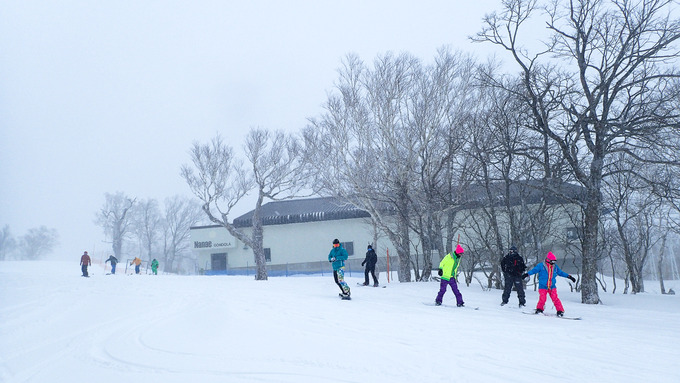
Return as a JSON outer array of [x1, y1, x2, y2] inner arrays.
[[151, 259, 159, 275], [435, 244, 465, 307]]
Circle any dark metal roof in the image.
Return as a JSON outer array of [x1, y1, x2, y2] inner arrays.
[[232, 197, 370, 228], [189, 181, 584, 230], [460, 180, 585, 208]]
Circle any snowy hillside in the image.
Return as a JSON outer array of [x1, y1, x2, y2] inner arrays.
[[1, 261, 679, 383]]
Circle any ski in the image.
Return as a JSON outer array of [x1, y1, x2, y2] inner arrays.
[[356, 283, 385, 288], [423, 302, 479, 310], [522, 311, 581, 320]]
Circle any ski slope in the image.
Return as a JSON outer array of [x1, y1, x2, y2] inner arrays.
[[1, 261, 678, 383]]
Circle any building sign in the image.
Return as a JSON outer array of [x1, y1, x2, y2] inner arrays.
[[191, 227, 237, 249], [193, 240, 235, 249]]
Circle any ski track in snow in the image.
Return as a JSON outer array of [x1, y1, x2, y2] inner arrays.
[[1, 261, 679, 383]]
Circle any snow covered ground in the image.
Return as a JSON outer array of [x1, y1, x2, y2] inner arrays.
[[1, 261, 679, 383]]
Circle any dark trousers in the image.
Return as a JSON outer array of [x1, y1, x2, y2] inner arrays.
[[364, 266, 378, 285], [502, 274, 526, 305], [81, 265, 89, 277], [111, 263, 116, 274]]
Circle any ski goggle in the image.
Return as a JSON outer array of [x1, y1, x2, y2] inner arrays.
[[546, 259, 556, 265]]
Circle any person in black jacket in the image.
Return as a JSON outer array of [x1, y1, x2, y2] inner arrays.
[[501, 245, 527, 307], [361, 244, 379, 287], [105, 255, 118, 274]]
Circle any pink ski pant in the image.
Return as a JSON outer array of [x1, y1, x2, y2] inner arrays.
[[536, 288, 564, 312]]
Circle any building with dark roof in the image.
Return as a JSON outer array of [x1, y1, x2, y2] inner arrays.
[[190, 183, 584, 276]]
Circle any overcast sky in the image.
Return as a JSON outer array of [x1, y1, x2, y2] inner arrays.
[[1, 0, 504, 260]]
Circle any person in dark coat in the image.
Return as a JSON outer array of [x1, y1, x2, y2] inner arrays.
[[501, 245, 527, 307], [105, 255, 118, 274], [361, 244, 379, 287], [80, 251, 91, 277]]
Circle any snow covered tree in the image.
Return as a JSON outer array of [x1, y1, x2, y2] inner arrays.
[[161, 195, 203, 273], [182, 130, 307, 280], [0, 225, 16, 261], [18, 226, 58, 260], [96, 192, 136, 261], [131, 198, 162, 262], [474, 0, 680, 304]]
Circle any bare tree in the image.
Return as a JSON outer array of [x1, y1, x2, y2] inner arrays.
[[132, 198, 162, 262], [18, 226, 59, 260], [304, 52, 422, 282], [162, 195, 203, 273], [96, 192, 136, 260], [474, 0, 680, 304], [0, 225, 16, 261], [182, 130, 307, 280]]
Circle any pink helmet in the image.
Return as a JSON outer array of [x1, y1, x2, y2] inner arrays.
[[546, 251, 556, 261]]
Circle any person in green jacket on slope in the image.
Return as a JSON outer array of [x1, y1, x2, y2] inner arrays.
[[151, 258, 159, 275], [328, 238, 351, 299], [435, 244, 465, 307]]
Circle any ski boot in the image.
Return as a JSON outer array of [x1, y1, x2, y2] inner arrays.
[[535, 308, 544, 314], [556, 311, 564, 317], [435, 301, 442, 306]]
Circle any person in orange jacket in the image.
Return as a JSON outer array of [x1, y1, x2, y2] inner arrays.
[[130, 257, 142, 274]]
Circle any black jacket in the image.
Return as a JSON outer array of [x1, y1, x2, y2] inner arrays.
[[501, 252, 526, 277], [362, 249, 378, 268]]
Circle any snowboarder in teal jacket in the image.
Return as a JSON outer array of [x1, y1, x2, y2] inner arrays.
[[522, 251, 576, 317], [328, 239, 351, 298]]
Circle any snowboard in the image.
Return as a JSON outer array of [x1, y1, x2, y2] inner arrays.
[[423, 302, 479, 310], [339, 293, 352, 300], [522, 311, 581, 320], [356, 283, 386, 288]]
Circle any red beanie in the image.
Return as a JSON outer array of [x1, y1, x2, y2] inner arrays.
[[455, 244, 464, 254]]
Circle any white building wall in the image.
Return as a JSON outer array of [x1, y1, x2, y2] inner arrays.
[[192, 217, 397, 272]]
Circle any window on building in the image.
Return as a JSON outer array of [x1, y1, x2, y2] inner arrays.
[[264, 248, 271, 262], [566, 227, 579, 240], [342, 241, 354, 256]]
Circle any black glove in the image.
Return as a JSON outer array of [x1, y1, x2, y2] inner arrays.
[[361, 261, 365, 266], [568, 275, 576, 282], [437, 269, 443, 276], [521, 273, 529, 279]]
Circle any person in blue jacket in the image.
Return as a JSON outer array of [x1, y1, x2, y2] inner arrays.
[[328, 239, 351, 299], [522, 251, 576, 317]]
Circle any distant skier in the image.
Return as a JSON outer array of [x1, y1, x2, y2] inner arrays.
[[130, 257, 142, 274], [361, 244, 379, 287], [328, 239, 351, 299], [105, 255, 118, 274], [500, 245, 527, 307], [435, 244, 465, 307], [80, 251, 91, 277], [522, 251, 577, 317], [151, 258, 159, 275]]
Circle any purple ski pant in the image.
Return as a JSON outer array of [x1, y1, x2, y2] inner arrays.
[[435, 278, 464, 305]]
